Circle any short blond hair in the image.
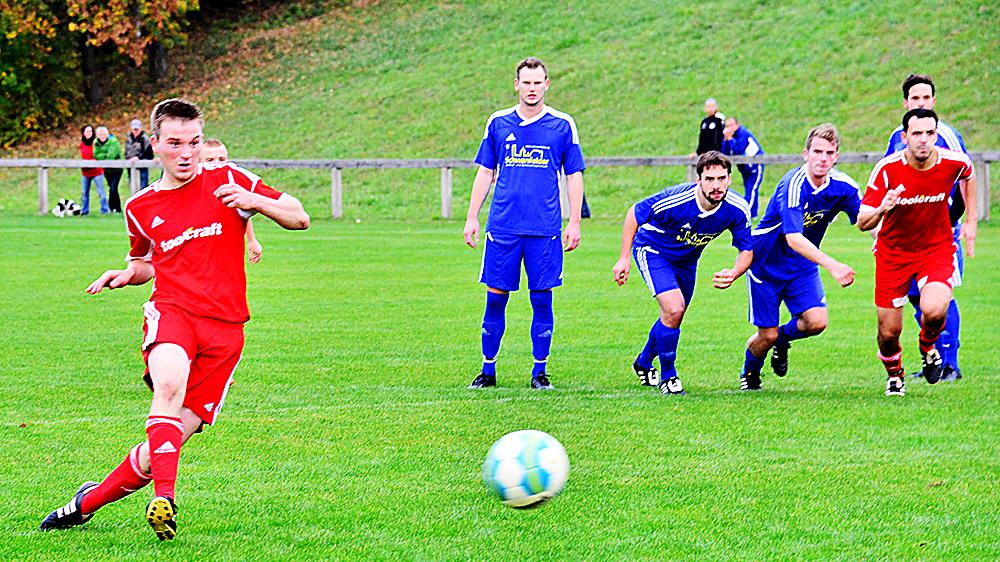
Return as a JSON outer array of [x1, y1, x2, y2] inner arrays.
[[203, 138, 226, 149], [805, 123, 839, 150]]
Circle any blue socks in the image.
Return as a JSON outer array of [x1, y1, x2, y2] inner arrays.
[[529, 290, 554, 376], [743, 348, 766, 376], [636, 321, 659, 369], [652, 320, 680, 380], [776, 317, 807, 347], [481, 291, 509, 376]]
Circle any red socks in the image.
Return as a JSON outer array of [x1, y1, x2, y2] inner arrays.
[[878, 349, 904, 377], [146, 415, 184, 500], [80, 444, 152, 514], [919, 320, 946, 354]]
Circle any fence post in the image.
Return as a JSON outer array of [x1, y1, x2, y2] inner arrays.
[[440, 167, 453, 218], [129, 161, 139, 194], [331, 167, 343, 219], [686, 163, 697, 182], [559, 171, 569, 219], [978, 160, 991, 222], [38, 167, 49, 215]]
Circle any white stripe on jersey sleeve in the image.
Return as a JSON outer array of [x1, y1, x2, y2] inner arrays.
[[829, 169, 860, 190], [546, 107, 581, 144], [482, 106, 519, 140], [745, 137, 761, 156]]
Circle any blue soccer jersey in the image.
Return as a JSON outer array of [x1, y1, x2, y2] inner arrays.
[[750, 165, 861, 281], [633, 183, 752, 265], [475, 105, 586, 236]]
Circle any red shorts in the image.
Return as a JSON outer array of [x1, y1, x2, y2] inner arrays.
[[874, 244, 959, 308], [141, 301, 245, 426]]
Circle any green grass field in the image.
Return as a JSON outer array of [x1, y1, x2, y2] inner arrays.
[[1, 211, 997, 560]]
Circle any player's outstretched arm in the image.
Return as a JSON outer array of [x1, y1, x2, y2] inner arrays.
[[86, 260, 155, 294], [712, 250, 753, 289], [464, 166, 495, 249], [785, 233, 854, 287], [563, 172, 584, 252], [857, 187, 903, 231], [959, 176, 977, 258], [612, 205, 639, 286]]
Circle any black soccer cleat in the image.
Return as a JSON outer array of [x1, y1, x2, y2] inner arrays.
[[530, 374, 554, 390], [921, 348, 944, 385], [632, 361, 659, 387], [885, 376, 906, 397], [146, 496, 178, 541], [940, 365, 962, 382], [658, 376, 686, 396], [468, 373, 496, 389], [740, 372, 762, 391], [770, 342, 790, 377], [39, 481, 99, 531]]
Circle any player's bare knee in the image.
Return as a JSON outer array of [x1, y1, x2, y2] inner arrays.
[[660, 306, 685, 327], [757, 328, 778, 348]]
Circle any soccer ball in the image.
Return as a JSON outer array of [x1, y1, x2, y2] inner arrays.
[[482, 430, 569, 508], [51, 198, 82, 217]]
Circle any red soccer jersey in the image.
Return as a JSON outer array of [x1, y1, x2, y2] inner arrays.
[[862, 148, 973, 255], [124, 163, 283, 323]]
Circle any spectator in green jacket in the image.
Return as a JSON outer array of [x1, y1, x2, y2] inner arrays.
[[94, 126, 124, 212]]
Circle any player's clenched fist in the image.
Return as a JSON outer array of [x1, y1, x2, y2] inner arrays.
[[827, 261, 855, 287], [612, 257, 630, 286], [881, 186, 904, 213], [712, 268, 737, 289], [213, 183, 257, 211]]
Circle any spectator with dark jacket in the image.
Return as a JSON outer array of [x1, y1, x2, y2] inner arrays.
[[79, 124, 108, 215], [125, 119, 153, 190], [94, 126, 124, 212], [695, 98, 725, 155]]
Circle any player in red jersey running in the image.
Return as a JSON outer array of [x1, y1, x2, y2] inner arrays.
[[857, 108, 977, 396], [39, 99, 309, 540]]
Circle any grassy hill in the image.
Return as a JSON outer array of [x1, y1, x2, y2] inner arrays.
[[1, 0, 997, 220]]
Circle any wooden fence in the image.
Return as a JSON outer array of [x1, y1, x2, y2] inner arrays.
[[2, 152, 995, 220]]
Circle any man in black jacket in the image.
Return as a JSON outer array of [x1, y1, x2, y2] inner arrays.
[[695, 98, 725, 155]]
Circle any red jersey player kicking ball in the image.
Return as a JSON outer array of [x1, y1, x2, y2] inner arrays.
[[39, 99, 309, 540], [858, 108, 977, 396]]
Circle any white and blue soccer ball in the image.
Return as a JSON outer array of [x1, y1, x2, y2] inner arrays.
[[482, 430, 569, 508]]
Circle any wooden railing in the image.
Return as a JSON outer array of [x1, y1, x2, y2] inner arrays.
[[2, 151, 995, 220]]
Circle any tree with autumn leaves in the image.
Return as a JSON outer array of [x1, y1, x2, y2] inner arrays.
[[0, 0, 197, 147]]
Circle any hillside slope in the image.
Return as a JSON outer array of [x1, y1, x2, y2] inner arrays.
[[1, 0, 996, 218]]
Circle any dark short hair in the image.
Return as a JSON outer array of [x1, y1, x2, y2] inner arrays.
[[150, 98, 204, 137], [902, 74, 935, 99], [516, 57, 547, 80], [902, 108, 938, 132], [696, 151, 732, 177]]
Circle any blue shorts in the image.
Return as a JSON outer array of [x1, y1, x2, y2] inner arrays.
[[632, 245, 696, 304], [907, 225, 963, 298], [747, 268, 825, 328], [480, 231, 563, 291]]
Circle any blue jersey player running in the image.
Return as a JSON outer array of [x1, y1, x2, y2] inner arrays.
[[464, 57, 585, 390], [740, 124, 861, 390], [612, 152, 753, 395], [721, 116, 765, 218], [884, 73, 969, 382]]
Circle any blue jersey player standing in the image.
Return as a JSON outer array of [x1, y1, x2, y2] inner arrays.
[[721, 116, 765, 218], [740, 124, 861, 390], [884, 74, 969, 382], [464, 57, 585, 390], [612, 152, 753, 395]]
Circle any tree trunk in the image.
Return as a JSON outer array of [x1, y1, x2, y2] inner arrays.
[[148, 40, 168, 84], [80, 34, 102, 106]]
